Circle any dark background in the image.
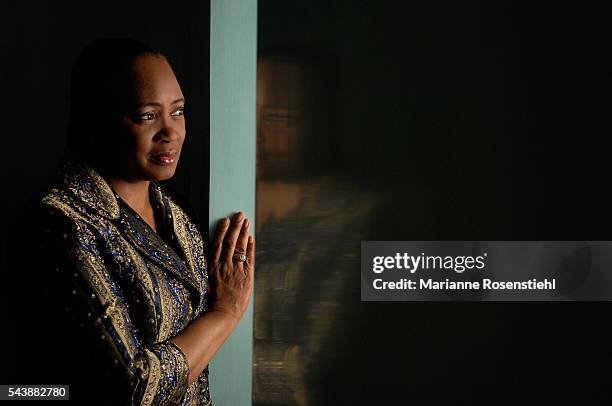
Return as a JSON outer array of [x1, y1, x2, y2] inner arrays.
[[256, 1, 612, 405], [1, 0, 612, 405], [0, 0, 209, 384]]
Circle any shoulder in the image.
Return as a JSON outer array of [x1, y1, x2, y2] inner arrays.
[[4, 191, 80, 298], [39, 183, 93, 225], [10, 191, 92, 253], [7, 186, 104, 267]]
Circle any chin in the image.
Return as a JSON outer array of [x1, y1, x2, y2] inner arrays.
[[144, 164, 178, 181], [152, 168, 177, 181]]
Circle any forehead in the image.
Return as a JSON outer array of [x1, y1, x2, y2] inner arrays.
[[126, 55, 183, 103]]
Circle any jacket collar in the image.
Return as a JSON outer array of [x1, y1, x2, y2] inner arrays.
[[56, 150, 168, 222], [56, 150, 121, 220]]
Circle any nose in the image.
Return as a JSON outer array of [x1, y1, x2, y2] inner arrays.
[[156, 114, 183, 142]]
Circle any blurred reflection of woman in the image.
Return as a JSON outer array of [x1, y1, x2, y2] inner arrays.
[[4, 38, 254, 405]]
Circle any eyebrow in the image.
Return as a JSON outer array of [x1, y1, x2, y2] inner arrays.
[[132, 98, 185, 109]]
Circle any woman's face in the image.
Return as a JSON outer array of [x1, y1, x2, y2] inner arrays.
[[114, 54, 186, 182]]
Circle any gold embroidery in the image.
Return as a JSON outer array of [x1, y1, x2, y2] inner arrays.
[[171, 200, 209, 317], [140, 349, 161, 406]]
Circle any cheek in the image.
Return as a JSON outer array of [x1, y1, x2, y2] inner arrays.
[[178, 122, 187, 142], [121, 124, 154, 151], [134, 139, 154, 158]]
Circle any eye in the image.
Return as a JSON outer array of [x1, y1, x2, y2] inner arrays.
[[171, 107, 185, 117], [136, 111, 158, 121]]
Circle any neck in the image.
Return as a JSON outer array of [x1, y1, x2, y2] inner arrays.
[[105, 176, 152, 214]]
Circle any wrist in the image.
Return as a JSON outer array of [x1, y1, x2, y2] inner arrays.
[[207, 307, 242, 325]]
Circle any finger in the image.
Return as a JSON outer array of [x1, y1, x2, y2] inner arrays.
[[235, 217, 251, 255], [222, 211, 245, 263], [245, 235, 255, 282], [212, 217, 230, 266]]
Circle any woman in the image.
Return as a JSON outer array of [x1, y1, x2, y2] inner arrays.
[[4, 38, 253, 405]]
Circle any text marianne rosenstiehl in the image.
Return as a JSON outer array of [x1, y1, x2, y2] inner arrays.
[[360, 241, 612, 301]]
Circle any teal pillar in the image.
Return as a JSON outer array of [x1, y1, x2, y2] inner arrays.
[[209, 0, 257, 405]]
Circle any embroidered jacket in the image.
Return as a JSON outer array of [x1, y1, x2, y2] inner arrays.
[[4, 153, 212, 405]]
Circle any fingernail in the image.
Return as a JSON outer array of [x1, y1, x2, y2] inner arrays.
[[234, 211, 244, 220]]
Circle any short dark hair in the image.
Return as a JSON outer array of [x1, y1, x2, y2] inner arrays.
[[66, 38, 164, 164]]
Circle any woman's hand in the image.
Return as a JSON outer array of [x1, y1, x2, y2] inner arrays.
[[208, 211, 255, 323], [168, 211, 255, 383]]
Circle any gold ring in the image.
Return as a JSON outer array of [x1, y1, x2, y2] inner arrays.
[[233, 252, 247, 262]]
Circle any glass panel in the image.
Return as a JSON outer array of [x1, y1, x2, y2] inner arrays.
[[255, 2, 612, 405], [254, 55, 378, 405]]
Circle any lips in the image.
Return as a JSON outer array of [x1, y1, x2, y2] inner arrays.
[[150, 151, 178, 165]]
